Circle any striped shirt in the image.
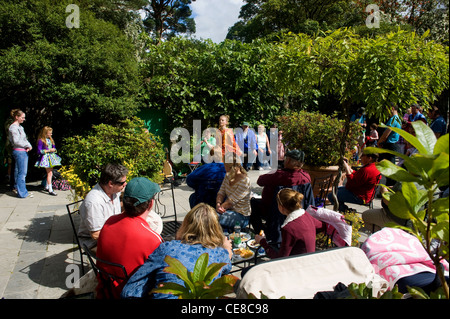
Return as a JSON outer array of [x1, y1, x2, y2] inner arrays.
[[218, 174, 251, 216]]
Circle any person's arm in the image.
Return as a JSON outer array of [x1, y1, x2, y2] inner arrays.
[[265, 133, 271, 154], [90, 230, 100, 241]]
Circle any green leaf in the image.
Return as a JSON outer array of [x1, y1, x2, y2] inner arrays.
[[375, 160, 420, 183], [433, 134, 449, 156], [387, 192, 413, 220], [411, 121, 437, 154], [163, 255, 195, 293], [203, 262, 229, 285], [151, 282, 190, 298], [192, 253, 209, 283], [202, 275, 239, 299]]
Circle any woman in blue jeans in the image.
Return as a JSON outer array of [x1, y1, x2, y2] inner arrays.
[[8, 109, 33, 198]]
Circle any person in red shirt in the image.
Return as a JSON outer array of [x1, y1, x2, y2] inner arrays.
[[95, 177, 163, 298], [327, 152, 380, 212]]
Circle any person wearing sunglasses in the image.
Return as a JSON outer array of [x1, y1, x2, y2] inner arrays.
[[78, 163, 129, 249]]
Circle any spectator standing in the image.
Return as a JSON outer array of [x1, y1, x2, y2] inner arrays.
[[377, 104, 402, 186], [8, 109, 33, 198], [217, 114, 241, 160], [234, 122, 258, 171], [428, 106, 447, 138], [255, 124, 271, 170], [408, 103, 428, 124]]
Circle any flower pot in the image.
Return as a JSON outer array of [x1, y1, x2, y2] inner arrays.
[[303, 165, 345, 198]]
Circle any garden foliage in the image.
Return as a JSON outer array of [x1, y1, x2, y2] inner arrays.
[[60, 117, 164, 198]]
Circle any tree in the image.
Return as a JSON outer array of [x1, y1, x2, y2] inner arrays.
[[140, 37, 283, 133], [0, 0, 142, 143], [142, 0, 196, 43], [227, 0, 362, 42], [268, 29, 449, 209]]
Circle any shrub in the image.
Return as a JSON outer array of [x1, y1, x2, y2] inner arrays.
[[277, 110, 361, 167], [60, 117, 165, 199]]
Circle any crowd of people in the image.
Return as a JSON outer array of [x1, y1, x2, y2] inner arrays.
[[4, 107, 448, 298]]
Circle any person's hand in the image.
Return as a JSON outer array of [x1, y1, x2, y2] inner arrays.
[[223, 236, 233, 259], [255, 234, 265, 244], [216, 203, 226, 214]]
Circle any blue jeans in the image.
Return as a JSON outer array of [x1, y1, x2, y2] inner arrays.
[[327, 186, 363, 212], [13, 150, 29, 198], [218, 210, 250, 232]]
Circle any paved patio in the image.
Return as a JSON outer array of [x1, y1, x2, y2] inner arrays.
[[0, 169, 381, 299]]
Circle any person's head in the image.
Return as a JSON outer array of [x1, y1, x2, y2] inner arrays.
[[411, 103, 419, 114], [122, 177, 160, 217], [370, 123, 378, 130], [276, 188, 304, 215], [99, 163, 129, 193], [223, 152, 246, 181], [357, 107, 365, 116], [37, 126, 54, 144], [390, 104, 399, 115], [284, 149, 305, 170], [219, 115, 229, 129], [360, 151, 378, 165], [428, 106, 440, 120], [176, 203, 224, 248], [11, 109, 25, 124], [241, 122, 250, 131], [257, 124, 265, 134]]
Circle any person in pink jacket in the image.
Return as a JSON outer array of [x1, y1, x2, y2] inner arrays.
[[361, 227, 449, 294]]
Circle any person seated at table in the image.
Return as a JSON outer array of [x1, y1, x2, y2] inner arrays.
[[186, 146, 226, 208], [121, 203, 233, 299], [95, 177, 163, 298], [327, 151, 380, 212], [250, 149, 315, 237], [361, 227, 449, 294], [78, 163, 128, 249], [255, 188, 323, 259], [215, 152, 252, 232]]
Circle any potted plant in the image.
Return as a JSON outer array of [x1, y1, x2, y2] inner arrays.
[[277, 110, 361, 194]]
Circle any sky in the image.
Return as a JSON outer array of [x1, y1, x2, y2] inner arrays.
[[190, 0, 244, 43]]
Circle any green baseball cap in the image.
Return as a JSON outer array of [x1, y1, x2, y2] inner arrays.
[[124, 177, 160, 206]]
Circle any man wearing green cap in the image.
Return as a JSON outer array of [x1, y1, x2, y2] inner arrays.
[[95, 177, 163, 298]]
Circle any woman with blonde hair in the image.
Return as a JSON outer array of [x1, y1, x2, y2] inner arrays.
[[255, 188, 322, 259], [121, 203, 233, 299], [216, 152, 251, 231], [35, 126, 62, 196]]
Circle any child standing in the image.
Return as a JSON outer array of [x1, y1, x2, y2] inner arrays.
[[35, 126, 62, 196], [365, 123, 379, 147]]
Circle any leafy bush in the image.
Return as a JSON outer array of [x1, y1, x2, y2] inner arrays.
[[277, 110, 361, 167], [151, 253, 238, 299], [60, 117, 165, 198]]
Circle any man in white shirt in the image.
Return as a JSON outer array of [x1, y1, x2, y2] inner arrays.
[[78, 163, 128, 248]]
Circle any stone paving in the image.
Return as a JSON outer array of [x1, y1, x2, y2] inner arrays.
[[0, 169, 381, 299]]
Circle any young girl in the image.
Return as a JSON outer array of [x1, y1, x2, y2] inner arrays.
[[255, 188, 322, 259], [35, 126, 62, 196], [365, 123, 379, 147]]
